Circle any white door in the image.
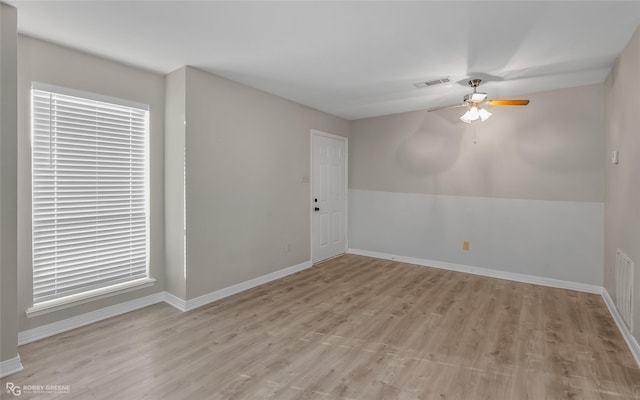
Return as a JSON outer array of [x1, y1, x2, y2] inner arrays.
[[312, 131, 347, 263]]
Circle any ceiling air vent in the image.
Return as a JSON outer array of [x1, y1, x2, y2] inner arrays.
[[414, 77, 451, 89]]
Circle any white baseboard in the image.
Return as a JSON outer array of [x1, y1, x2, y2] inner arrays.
[[348, 248, 640, 368], [601, 288, 640, 367], [0, 355, 23, 378], [348, 248, 603, 294], [183, 260, 313, 311], [163, 291, 188, 312], [18, 292, 165, 346], [18, 260, 313, 346], [164, 260, 313, 312], [15, 254, 638, 373]]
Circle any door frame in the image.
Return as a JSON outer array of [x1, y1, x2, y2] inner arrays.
[[310, 129, 348, 264]]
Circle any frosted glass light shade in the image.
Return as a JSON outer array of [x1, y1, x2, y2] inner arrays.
[[478, 108, 492, 121], [460, 106, 479, 123], [460, 105, 491, 123]]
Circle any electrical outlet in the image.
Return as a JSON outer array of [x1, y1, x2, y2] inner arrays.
[[463, 241, 470, 251]]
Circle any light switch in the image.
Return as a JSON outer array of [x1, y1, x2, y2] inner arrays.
[[611, 150, 619, 164]]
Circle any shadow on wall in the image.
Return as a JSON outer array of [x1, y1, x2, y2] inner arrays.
[[395, 110, 465, 176], [513, 88, 603, 173]]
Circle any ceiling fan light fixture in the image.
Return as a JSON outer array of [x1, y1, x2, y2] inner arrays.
[[460, 105, 491, 123], [428, 78, 529, 120], [464, 92, 487, 103], [460, 105, 479, 123], [479, 108, 492, 121]]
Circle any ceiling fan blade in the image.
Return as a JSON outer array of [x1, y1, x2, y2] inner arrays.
[[428, 103, 467, 112], [485, 99, 529, 106]]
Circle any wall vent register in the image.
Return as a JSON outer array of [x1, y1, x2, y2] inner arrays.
[[615, 248, 634, 331]]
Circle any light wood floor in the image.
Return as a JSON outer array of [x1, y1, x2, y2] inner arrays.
[[3, 254, 640, 399]]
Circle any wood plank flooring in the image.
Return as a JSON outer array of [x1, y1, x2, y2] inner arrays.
[[3, 254, 640, 399]]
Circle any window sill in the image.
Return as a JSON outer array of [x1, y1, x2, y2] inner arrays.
[[26, 278, 157, 318]]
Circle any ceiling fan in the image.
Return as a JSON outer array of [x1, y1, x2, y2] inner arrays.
[[429, 79, 529, 123]]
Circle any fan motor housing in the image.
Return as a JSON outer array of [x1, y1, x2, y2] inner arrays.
[[464, 92, 487, 104]]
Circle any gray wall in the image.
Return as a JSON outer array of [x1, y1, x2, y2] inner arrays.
[[6, 16, 631, 360], [164, 67, 187, 300], [181, 66, 349, 299], [16, 36, 166, 331], [9, 34, 349, 336], [349, 84, 605, 285], [350, 84, 605, 202], [604, 26, 640, 344], [0, 2, 18, 365]]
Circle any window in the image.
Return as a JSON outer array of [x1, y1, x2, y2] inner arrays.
[[31, 83, 150, 307]]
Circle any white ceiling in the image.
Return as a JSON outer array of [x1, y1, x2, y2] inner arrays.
[[7, 1, 640, 120]]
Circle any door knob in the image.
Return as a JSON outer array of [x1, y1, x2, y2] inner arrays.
[[314, 207, 320, 212]]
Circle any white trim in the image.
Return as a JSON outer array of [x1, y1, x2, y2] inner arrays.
[[32, 82, 149, 110], [602, 288, 640, 367], [18, 292, 164, 345], [26, 278, 157, 318], [347, 248, 640, 368], [347, 248, 602, 294], [0, 355, 24, 378], [163, 291, 188, 312], [310, 129, 348, 263], [310, 129, 348, 142], [17, 261, 313, 345], [12, 254, 640, 371], [183, 260, 313, 311]]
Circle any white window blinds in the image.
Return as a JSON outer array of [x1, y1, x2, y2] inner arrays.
[[31, 84, 150, 305]]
